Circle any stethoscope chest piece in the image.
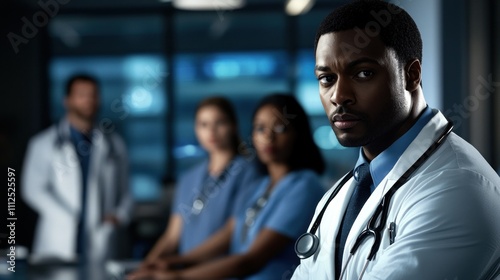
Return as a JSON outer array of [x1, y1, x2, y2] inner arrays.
[[191, 198, 205, 215], [295, 232, 320, 259]]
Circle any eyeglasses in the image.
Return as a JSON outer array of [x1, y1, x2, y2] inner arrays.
[[253, 123, 288, 135]]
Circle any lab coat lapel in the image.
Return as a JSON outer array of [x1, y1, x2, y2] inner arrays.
[[310, 174, 355, 277], [86, 129, 109, 230], [88, 130, 122, 262], [51, 127, 82, 216], [341, 110, 449, 273], [378, 110, 448, 199], [315, 175, 356, 265]]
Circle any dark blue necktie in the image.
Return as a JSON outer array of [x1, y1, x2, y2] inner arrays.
[[70, 127, 92, 260], [335, 163, 373, 279]]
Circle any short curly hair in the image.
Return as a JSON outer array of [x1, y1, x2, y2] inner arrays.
[[315, 0, 422, 65], [65, 74, 100, 96]]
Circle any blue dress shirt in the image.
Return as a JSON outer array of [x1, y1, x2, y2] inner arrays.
[[69, 125, 92, 256], [354, 106, 435, 192]]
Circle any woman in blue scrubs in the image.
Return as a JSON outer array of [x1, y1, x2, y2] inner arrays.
[[128, 94, 325, 280], [137, 97, 258, 268]]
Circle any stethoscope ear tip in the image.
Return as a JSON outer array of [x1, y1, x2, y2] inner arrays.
[[295, 233, 320, 259]]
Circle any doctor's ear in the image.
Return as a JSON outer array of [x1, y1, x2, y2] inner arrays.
[[404, 59, 421, 92]]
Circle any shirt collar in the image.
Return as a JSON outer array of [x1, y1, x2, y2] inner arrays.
[[354, 106, 435, 191], [69, 124, 93, 144]]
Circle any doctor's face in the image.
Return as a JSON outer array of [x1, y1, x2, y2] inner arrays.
[[315, 30, 412, 158], [195, 105, 235, 153], [252, 105, 296, 166], [65, 80, 100, 121]]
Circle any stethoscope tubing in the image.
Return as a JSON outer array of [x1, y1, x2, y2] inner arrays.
[[340, 121, 454, 279], [295, 121, 454, 280]]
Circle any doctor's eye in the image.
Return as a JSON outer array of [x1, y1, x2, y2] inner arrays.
[[355, 70, 374, 79], [318, 75, 336, 86], [272, 124, 286, 134], [253, 125, 266, 134], [196, 121, 207, 128], [253, 124, 287, 134]]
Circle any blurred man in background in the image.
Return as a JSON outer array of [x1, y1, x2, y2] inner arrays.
[[21, 74, 132, 263]]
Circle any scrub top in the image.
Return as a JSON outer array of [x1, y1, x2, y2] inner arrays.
[[173, 155, 259, 254], [231, 169, 325, 280]]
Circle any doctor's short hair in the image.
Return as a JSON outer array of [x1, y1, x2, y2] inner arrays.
[[65, 74, 100, 96], [252, 94, 325, 175], [315, 0, 423, 65]]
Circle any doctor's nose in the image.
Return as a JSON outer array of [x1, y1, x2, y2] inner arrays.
[[330, 78, 354, 107], [260, 127, 276, 142]]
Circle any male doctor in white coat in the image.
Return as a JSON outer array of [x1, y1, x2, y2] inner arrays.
[[21, 74, 132, 263], [292, 1, 500, 279]]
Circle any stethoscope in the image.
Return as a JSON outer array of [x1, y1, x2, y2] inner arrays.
[[54, 119, 117, 159], [241, 183, 273, 241], [191, 160, 235, 215], [295, 121, 454, 280]]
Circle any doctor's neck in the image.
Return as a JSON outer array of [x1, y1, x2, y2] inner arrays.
[[66, 113, 94, 135], [266, 163, 290, 188], [362, 90, 427, 161], [208, 149, 235, 176]]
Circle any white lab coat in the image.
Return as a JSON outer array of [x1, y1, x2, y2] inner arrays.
[[292, 110, 500, 280], [21, 119, 132, 263]]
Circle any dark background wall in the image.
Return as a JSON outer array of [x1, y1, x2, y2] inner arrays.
[[1, 1, 50, 249]]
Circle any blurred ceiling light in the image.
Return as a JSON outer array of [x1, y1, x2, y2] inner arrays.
[[285, 0, 315, 16], [172, 0, 245, 10]]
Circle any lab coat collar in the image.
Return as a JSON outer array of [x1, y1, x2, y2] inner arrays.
[[56, 118, 115, 158], [353, 106, 435, 191]]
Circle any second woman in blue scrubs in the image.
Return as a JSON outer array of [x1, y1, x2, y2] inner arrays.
[[128, 94, 325, 280]]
